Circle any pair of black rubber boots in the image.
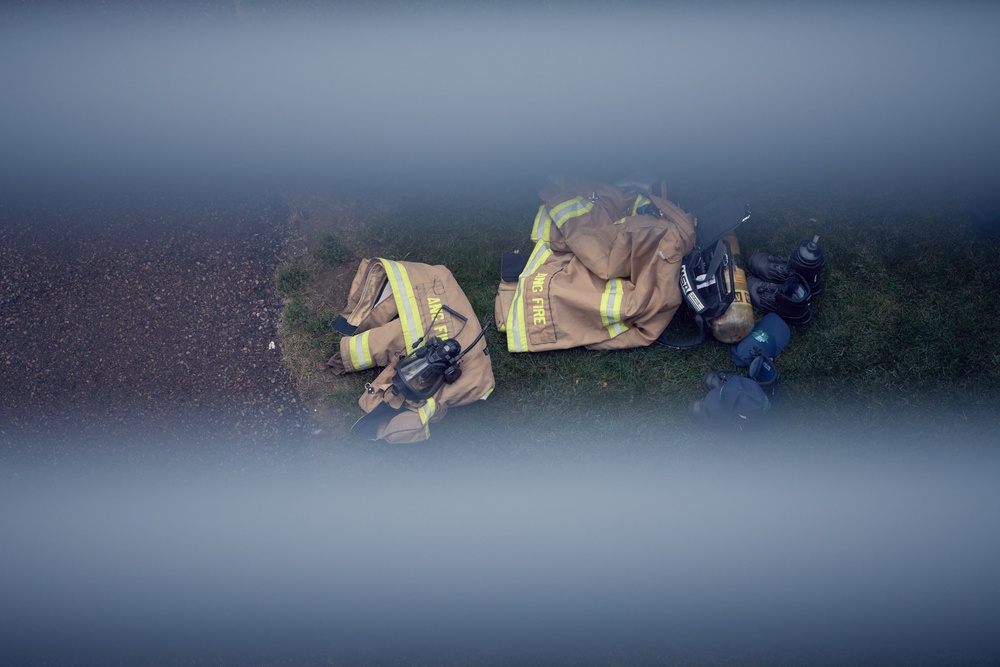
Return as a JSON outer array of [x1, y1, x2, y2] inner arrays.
[[746, 236, 825, 326]]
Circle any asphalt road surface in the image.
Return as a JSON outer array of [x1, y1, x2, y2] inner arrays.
[[1, 193, 311, 461]]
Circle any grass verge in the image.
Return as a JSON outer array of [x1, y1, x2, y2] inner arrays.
[[274, 183, 1000, 446]]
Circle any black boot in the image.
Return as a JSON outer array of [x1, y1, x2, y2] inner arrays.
[[748, 252, 793, 282], [748, 251, 824, 296], [747, 274, 812, 326]]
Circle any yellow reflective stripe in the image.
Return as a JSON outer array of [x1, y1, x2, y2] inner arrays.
[[600, 278, 629, 338], [550, 196, 593, 228], [417, 397, 436, 423], [631, 195, 651, 216], [479, 387, 494, 400], [418, 397, 436, 438], [380, 259, 422, 353], [530, 204, 552, 242], [506, 241, 553, 352], [347, 330, 374, 370]]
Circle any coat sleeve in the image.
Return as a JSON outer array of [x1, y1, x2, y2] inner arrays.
[[331, 320, 407, 374]]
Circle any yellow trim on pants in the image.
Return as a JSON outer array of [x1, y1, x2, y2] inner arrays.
[[600, 278, 629, 338]]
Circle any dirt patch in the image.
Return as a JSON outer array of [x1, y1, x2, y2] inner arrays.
[[281, 196, 363, 315], [275, 195, 387, 436]]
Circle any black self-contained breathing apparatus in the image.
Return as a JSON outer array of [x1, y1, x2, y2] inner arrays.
[[391, 305, 492, 403], [657, 195, 751, 349], [352, 304, 492, 440], [679, 237, 737, 322]]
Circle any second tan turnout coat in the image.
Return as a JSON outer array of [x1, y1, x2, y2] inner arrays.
[[495, 180, 697, 352]]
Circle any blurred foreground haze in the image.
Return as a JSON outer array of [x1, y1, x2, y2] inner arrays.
[[2, 1, 999, 197], [2, 2, 1000, 664]]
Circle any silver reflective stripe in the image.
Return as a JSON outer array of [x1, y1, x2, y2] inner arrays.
[[418, 397, 437, 438], [531, 205, 551, 241], [351, 330, 373, 370], [601, 278, 628, 337], [418, 397, 436, 424], [551, 197, 593, 228], [381, 260, 422, 352]]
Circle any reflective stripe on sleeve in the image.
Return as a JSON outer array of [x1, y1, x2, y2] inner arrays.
[[506, 240, 553, 353], [550, 196, 594, 229], [346, 330, 375, 370], [530, 204, 551, 242], [379, 259, 423, 353], [600, 278, 629, 338]]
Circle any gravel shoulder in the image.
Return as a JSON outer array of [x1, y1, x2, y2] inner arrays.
[[1, 193, 314, 458]]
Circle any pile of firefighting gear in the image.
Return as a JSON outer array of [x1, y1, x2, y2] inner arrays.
[[687, 236, 827, 429], [326, 258, 495, 443], [325, 179, 824, 441], [493, 178, 697, 352]]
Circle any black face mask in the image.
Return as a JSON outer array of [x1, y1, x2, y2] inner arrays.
[[392, 337, 463, 403]]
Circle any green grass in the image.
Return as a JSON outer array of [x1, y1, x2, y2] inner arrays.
[[275, 262, 309, 295], [314, 232, 353, 266], [276, 184, 1000, 444]]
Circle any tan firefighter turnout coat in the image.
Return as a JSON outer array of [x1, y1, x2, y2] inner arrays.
[[495, 179, 697, 352], [328, 258, 495, 443]]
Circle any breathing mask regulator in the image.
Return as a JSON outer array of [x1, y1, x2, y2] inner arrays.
[[390, 305, 492, 405]]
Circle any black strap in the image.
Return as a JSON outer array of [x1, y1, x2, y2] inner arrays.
[[350, 401, 404, 440], [331, 315, 357, 335], [654, 314, 709, 350], [702, 239, 729, 286]]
